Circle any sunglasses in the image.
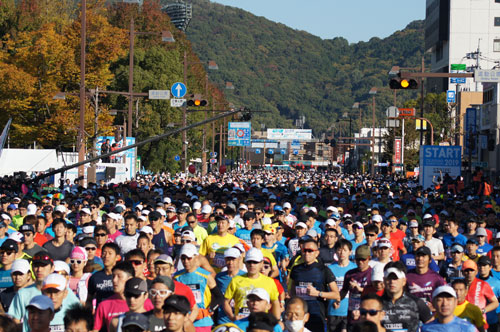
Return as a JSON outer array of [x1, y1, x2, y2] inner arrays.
[[0, 250, 14, 256], [187, 220, 197, 224], [129, 260, 143, 266], [365, 233, 376, 237], [355, 257, 369, 262], [302, 249, 317, 253], [246, 261, 260, 265], [360, 309, 381, 317], [70, 259, 84, 264], [85, 247, 97, 251], [95, 233, 107, 237], [181, 239, 192, 244], [149, 289, 172, 297], [22, 232, 33, 237], [125, 292, 143, 299]]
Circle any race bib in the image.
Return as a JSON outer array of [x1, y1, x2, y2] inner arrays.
[[188, 284, 203, 304], [295, 282, 314, 300], [239, 306, 251, 318]]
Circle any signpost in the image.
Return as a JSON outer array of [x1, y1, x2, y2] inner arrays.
[[450, 64, 467, 84], [255, 149, 261, 154], [170, 82, 187, 98], [209, 158, 217, 164], [474, 69, 500, 83], [398, 108, 415, 117], [419, 146, 461, 189], [170, 99, 186, 107], [174, 155, 181, 161], [446, 90, 456, 103], [228, 122, 251, 147], [149, 90, 170, 100], [267, 129, 312, 140]]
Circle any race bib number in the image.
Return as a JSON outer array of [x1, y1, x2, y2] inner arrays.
[[50, 325, 65, 332], [295, 282, 314, 300], [188, 284, 203, 304], [239, 307, 250, 318]]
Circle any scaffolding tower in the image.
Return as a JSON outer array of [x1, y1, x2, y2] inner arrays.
[[163, 0, 193, 32]]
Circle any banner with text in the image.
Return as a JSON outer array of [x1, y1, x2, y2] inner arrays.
[[419, 145, 461, 189]]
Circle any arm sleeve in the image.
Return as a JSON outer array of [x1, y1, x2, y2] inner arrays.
[[416, 298, 433, 323], [209, 286, 224, 312]]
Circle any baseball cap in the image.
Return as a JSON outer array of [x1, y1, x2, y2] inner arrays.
[[163, 295, 191, 314], [377, 238, 392, 249], [247, 288, 270, 303], [33, 252, 53, 265], [372, 215, 383, 223], [409, 220, 419, 228], [201, 205, 212, 214], [125, 277, 148, 295], [355, 245, 371, 260], [463, 260, 478, 271], [478, 256, 492, 266], [476, 227, 488, 237], [411, 234, 425, 243], [384, 267, 405, 279], [245, 248, 264, 263], [154, 254, 174, 265], [27, 295, 54, 312], [80, 237, 97, 248], [19, 224, 35, 233], [432, 285, 457, 299], [224, 248, 241, 259], [8, 232, 24, 243], [193, 202, 202, 210], [353, 221, 364, 229], [181, 230, 196, 241], [306, 229, 318, 238], [415, 246, 432, 257], [450, 244, 464, 253], [371, 265, 384, 282], [122, 312, 149, 330], [0, 239, 18, 252], [53, 260, 70, 275], [42, 273, 67, 291], [139, 226, 154, 235], [283, 202, 292, 209], [295, 222, 308, 229], [70, 246, 88, 261], [262, 224, 276, 234], [179, 244, 198, 258], [80, 208, 91, 215], [325, 219, 336, 227], [11, 259, 31, 274]]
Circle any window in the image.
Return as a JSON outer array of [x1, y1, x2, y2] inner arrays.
[[484, 89, 494, 103], [495, 17, 500, 26], [494, 39, 500, 52]]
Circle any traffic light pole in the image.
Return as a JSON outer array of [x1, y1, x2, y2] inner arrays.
[[183, 51, 188, 173]]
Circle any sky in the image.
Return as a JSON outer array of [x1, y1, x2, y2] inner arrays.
[[211, 0, 426, 43]]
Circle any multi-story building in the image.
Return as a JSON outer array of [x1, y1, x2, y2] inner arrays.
[[425, 0, 500, 92]]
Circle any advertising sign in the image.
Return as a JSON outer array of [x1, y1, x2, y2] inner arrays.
[[96, 136, 136, 179], [465, 108, 478, 157], [419, 146, 461, 189], [398, 108, 415, 117], [228, 122, 251, 147], [394, 138, 402, 164], [267, 129, 312, 140]]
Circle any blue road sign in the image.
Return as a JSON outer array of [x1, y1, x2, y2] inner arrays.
[[451, 78, 466, 84], [171, 82, 187, 98], [280, 149, 286, 155], [209, 152, 218, 158], [446, 90, 456, 103], [228, 122, 251, 147], [268, 149, 274, 154], [293, 149, 299, 155], [419, 146, 461, 189], [174, 155, 181, 161], [255, 149, 261, 154]]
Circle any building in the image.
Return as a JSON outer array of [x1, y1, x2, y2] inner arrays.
[[425, 0, 500, 92]]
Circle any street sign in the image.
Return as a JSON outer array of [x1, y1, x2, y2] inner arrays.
[[446, 90, 456, 103], [170, 98, 186, 107], [386, 106, 399, 118], [450, 64, 466, 84], [465, 108, 478, 157], [209, 158, 217, 164], [293, 149, 299, 155], [394, 138, 402, 164], [475, 69, 500, 83], [280, 149, 286, 155], [149, 90, 170, 100], [398, 108, 415, 117], [419, 146, 461, 189], [255, 149, 261, 154], [174, 155, 181, 161], [209, 152, 217, 158], [171, 82, 187, 98], [228, 122, 251, 147], [268, 149, 274, 155]]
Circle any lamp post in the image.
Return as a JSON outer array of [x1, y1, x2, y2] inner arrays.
[[369, 87, 377, 177]]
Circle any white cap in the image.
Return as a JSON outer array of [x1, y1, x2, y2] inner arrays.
[[42, 273, 67, 291], [423, 213, 433, 220], [139, 226, 153, 235], [409, 220, 419, 228], [239, 204, 248, 211], [432, 285, 457, 299], [306, 229, 318, 237], [326, 206, 337, 212], [55, 205, 67, 213], [163, 197, 172, 204], [27, 204, 37, 216], [245, 248, 264, 262], [107, 213, 119, 220], [82, 226, 94, 234], [283, 202, 292, 209], [154, 254, 174, 265], [261, 217, 272, 225], [384, 267, 405, 279], [179, 244, 198, 258], [8, 232, 23, 243], [138, 215, 147, 222], [181, 230, 196, 241], [201, 205, 212, 214], [11, 259, 31, 274], [27, 295, 54, 312], [377, 238, 392, 249], [476, 227, 488, 237], [495, 232, 500, 239], [371, 265, 384, 282], [228, 219, 236, 229], [156, 208, 166, 217], [53, 260, 70, 275], [141, 210, 151, 216], [325, 219, 336, 227], [353, 221, 364, 229], [372, 215, 383, 223], [80, 208, 91, 215], [247, 288, 270, 303], [224, 248, 241, 259], [295, 222, 308, 229], [193, 202, 202, 210]]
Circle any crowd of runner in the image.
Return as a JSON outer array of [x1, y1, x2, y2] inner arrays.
[[0, 169, 497, 332]]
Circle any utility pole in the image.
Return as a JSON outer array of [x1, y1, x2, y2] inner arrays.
[[78, 0, 86, 181], [128, 17, 134, 139], [182, 51, 188, 173], [420, 56, 425, 146]]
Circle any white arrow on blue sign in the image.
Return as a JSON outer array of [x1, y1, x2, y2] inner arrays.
[[280, 149, 286, 155], [293, 149, 299, 155], [255, 149, 261, 154], [174, 155, 181, 161], [171, 82, 187, 98], [268, 149, 274, 154], [210, 152, 218, 158]]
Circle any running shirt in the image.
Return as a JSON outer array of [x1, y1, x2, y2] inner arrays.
[[93, 294, 154, 331], [235, 316, 283, 332], [454, 300, 485, 330], [405, 269, 446, 304], [341, 267, 372, 314], [215, 270, 245, 324], [199, 234, 240, 272], [439, 262, 464, 283], [327, 261, 357, 317], [421, 316, 476, 332], [425, 237, 445, 258], [88, 270, 114, 304], [381, 292, 433, 332], [400, 254, 440, 273], [225, 273, 279, 317], [483, 276, 500, 325], [234, 228, 252, 247], [467, 278, 496, 326], [0, 269, 12, 292]]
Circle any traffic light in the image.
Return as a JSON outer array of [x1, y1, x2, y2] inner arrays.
[[186, 94, 207, 107], [389, 75, 418, 89]]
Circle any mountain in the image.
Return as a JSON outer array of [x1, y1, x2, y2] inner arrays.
[[183, 0, 425, 136]]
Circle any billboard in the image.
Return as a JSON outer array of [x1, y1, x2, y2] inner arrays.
[[419, 146, 461, 189], [267, 129, 312, 140], [228, 122, 251, 147], [96, 136, 136, 179], [394, 138, 402, 165]]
